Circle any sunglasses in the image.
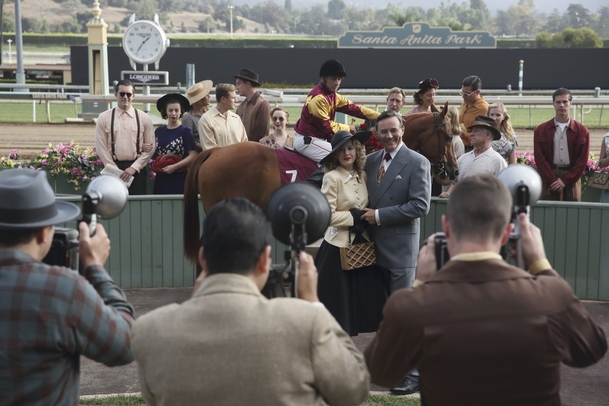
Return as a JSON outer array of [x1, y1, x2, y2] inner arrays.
[[459, 90, 476, 97], [272, 116, 285, 122], [119, 92, 133, 98]]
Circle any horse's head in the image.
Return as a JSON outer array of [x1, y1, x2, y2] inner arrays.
[[402, 101, 459, 181]]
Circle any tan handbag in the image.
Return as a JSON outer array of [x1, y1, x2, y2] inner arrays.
[[588, 172, 609, 190], [339, 228, 377, 271]]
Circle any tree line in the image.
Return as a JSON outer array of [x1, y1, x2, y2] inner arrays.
[[1, 0, 607, 47]]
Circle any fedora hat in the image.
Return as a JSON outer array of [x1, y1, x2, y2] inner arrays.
[[468, 115, 501, 140], [0, 169, 80, 229], [156, 93, 191, 118], [233, 68, 262, 87], [320, 130, 372, 165], [185, 80, 213, 105]]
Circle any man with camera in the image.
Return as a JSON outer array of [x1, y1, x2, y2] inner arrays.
[[365, 174, 607, 405], [132, 198, 370, 406], [0, 169, 135, 405]]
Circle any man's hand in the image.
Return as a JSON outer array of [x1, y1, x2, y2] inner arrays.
[[361, 208, 376, 225], [517, 213, 547, 269], [415, 234, 438, 282], [550, 178, 565, 192], [296, 252, 319, 302], [120, 167, 136, 182], [439, 191, 450, 198], [78, 222, 111, 270]]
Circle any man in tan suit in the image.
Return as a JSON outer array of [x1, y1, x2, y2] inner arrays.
[[133, 198, 369, 406]]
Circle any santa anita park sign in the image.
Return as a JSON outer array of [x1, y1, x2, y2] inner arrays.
[[338, 23, 496, 49]]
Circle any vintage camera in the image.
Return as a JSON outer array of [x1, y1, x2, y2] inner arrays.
[[42, 175, 128, 274], [263, 182, 331, 298], [497, 165, 542, 269], [43, 227, 80, 270], [433, 232, 450, 270]]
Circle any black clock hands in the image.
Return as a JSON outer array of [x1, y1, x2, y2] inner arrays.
[[136, 35, 152, 53]]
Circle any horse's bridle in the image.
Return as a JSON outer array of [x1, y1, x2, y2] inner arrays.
[[415, 112, 453, 180]]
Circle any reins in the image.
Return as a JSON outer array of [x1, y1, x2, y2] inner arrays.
[[412, 112, 451, 179]]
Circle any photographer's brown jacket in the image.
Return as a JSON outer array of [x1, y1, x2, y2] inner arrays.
[[365, 258, 607, 406]]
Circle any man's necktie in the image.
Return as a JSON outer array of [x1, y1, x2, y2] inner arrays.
[[377, 153, 392, 183]]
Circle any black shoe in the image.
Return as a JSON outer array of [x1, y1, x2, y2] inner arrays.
[[390, 376, 419, 395]]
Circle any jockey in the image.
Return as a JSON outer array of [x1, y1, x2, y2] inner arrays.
[[293, 59, 380, 163]]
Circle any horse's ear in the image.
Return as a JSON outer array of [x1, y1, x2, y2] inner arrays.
[[440, 101, 449, 118]]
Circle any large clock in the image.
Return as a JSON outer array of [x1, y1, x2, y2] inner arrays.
[[122, 14, 170, 68]]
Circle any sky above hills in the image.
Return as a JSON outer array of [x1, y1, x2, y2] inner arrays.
[[232, 0, 605, 15]]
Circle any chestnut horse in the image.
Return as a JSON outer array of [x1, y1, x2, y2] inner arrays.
[[183, 105, 457, 263]]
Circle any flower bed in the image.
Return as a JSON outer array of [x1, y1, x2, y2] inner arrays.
[[1, 142, 104, 192], [515, 151, 609, 192]]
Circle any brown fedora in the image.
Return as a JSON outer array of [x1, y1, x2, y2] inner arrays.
[[468, 115, 501, 140], [185, 80, 213, 105], [233, 68, 262, 87]]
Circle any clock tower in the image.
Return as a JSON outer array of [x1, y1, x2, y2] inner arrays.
[[82, 0, 111, 118]]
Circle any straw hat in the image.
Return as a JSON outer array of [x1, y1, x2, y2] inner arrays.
[[185, 80, 213, 105]]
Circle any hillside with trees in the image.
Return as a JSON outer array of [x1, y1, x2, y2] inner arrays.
[[1, 0, 607, 44]]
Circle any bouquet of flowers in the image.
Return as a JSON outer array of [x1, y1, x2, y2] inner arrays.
[[0, 149, 21, 169], [353, 122, 383, 155], [29, 141, 104, 190]]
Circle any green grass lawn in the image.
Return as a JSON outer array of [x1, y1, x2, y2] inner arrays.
[[78, 393, 420, 406], [2, 101, 608, 128]]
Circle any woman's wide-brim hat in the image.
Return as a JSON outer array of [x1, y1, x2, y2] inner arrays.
[[185, 80, 213, 105], [156, 93, 191, 115], [233, 68, 262, 87], [320, 130, 372, 165], [0, 169, 80, 229], [468, 115, 501, 140]]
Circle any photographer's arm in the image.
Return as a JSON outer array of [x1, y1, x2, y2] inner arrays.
[[414, 234, 438, 284], [71, 222, 135, 366], [516, 213, 552, 274]]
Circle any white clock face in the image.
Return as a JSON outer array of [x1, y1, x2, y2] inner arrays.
[[123, 22, 166, 64]]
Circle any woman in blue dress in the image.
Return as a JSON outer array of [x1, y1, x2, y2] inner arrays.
[[152, 93, 198, 194]]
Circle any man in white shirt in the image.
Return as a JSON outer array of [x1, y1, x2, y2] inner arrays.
[[440, 115, 507, 198], [198, 83, 248, 150]]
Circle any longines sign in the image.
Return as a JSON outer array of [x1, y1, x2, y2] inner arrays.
[[121, 71, 169, 85], [338, 23, 496, 49]]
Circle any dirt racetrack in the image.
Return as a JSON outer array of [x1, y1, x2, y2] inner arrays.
[[1, 122, 608, 160]]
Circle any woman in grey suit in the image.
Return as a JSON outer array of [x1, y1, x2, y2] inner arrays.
[[315, 130, 391, 336]]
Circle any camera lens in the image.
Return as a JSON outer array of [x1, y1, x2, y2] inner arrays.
[[289, 206, 307, 224]]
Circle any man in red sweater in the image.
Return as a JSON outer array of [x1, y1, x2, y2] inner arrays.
[[533, 87, 590, 201]]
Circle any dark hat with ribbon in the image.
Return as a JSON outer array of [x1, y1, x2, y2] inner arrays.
[[0, 169, 80, 229], [156, 93, 191, 118], [320, 130, 372, 165], [233, 68, 262, 87], [468, 115, 501, 140]]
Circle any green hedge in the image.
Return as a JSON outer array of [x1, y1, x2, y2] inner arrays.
[[4, 33, 608, 49]]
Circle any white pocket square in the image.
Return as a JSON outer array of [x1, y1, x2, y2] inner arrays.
[[395, 175, 402, 179]]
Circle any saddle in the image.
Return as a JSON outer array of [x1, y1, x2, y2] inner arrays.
[[276, 147, 319, 186]]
